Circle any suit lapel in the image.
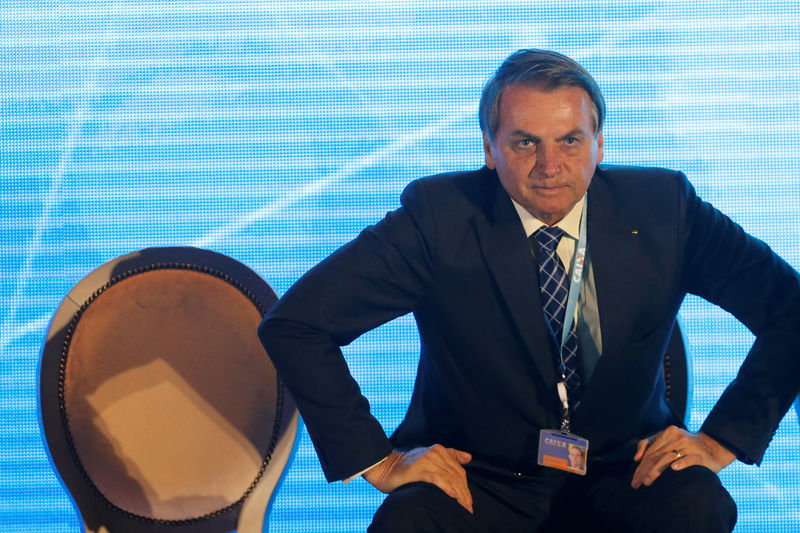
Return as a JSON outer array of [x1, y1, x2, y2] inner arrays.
[[471, 174, 559, 386], [586, 169, 640, 364]]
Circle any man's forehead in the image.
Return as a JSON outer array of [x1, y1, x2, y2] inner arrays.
[[500, 82, 592, 102], [498, 83, 597, 117], [498, 83, 599, 131]]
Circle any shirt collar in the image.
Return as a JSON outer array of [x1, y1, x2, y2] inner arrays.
[[510, 195, 585, 240]]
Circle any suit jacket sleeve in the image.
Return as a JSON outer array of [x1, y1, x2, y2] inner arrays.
[[258, 179, 437, 482], [677, 176, 800, 464]]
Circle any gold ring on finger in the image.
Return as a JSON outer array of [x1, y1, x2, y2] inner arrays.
[[672, 449, 682, 460]]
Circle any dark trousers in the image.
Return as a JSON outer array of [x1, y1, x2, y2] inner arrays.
[[368, 462, 737, 532]]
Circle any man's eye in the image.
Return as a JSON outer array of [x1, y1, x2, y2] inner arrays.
[[518, 139, 534, 147], [565, 137, 578, 145]]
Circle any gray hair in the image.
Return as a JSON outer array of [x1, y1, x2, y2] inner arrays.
[[479, 49, 606, 140]]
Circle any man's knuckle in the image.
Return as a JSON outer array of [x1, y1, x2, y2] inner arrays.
[[419, 451, 434, 462]]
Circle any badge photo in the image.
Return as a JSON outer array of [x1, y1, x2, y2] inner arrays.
[[537, 429, 589, 475]]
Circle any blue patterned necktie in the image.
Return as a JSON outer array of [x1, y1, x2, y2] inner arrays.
[[532, 226, 582, 402]]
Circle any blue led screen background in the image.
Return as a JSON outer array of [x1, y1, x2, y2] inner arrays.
[[2, 1, 799, 531]]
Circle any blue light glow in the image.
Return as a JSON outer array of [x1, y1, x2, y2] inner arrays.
[[1, 1, 798, 531]]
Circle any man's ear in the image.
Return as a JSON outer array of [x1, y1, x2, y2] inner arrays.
[[483, 132, 496, 169], [595, 131, 604, 165]]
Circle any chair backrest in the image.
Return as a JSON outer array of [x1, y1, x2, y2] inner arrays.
[[39, 247, 299, 533], [662, 320, 691, 425]]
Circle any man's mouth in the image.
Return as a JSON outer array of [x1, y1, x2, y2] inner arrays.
[[531, 184, 567, 195]]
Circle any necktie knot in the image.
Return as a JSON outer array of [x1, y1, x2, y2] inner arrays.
[[533, 226, 564, 253]]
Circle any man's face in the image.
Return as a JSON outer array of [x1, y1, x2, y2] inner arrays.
[[483, 84, 604, 225], [569, 446, 583, 467]]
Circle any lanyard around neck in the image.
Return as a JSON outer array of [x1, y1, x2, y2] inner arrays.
[[559, 199, 588, 352], [555, 198, 588, 429]]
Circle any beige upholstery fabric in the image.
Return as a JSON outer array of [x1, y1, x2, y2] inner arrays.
[[64, 269, 278, 520]]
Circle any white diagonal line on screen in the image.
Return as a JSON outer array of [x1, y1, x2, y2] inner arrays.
[[193, 103, 476, 247], [0, 315, 51, 353], [1, 5, 114, 349]]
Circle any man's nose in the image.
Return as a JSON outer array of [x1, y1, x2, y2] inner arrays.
[[537, 144, 560, 177]]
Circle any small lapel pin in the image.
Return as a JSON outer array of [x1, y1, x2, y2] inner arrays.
[[631, 229, 639, 235]]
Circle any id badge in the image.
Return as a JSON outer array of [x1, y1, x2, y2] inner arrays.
[[537, 429, 589, 475]]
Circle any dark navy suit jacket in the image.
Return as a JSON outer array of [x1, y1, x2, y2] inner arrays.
[[259, 165, 800, 482]]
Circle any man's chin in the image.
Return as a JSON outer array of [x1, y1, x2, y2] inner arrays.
[[525, 199, 573, 224]]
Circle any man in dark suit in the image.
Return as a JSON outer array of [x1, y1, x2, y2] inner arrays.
[[259, 50, 800, 531]]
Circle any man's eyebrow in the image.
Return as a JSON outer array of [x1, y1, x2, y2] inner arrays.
[[510, 130, 540, 141], [509, 128, 590, 141], [557, 128, 587, 141]]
